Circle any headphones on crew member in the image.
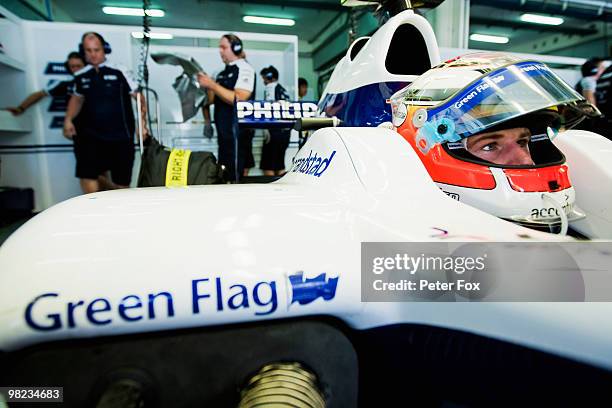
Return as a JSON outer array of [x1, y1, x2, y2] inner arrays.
[[261, 66, 278, 80], [78, 32, 112, 56], [224, 34, 243, 56]]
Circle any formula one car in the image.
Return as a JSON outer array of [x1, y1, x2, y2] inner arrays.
[[2, 1, 612, 407]]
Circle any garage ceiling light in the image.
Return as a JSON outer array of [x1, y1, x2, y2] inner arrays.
[[131, 32, 173, 40], [243, 16, 295, 26], [520, 13, 564, 25], [469, 34, 509, 44], [102, 7, 165, 17]]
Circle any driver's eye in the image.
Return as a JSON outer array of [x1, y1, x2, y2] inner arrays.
[[481, 143, 497, 152], [517, 139, 530, 148]]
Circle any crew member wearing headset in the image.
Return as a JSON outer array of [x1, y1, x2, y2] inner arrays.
[[63, 32, 148, 194], [260, 65, 291, 176], [198, 33, 256, 181]]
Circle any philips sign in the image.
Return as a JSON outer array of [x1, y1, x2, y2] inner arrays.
[[237, 101, 318, 120]]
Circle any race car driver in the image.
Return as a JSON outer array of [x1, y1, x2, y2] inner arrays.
[[389, 53, 597, 234]]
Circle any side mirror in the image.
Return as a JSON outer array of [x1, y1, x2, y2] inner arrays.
[[293, 117, 342, 131]]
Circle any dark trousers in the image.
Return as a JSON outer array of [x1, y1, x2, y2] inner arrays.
[[217, 127, 255, 181]]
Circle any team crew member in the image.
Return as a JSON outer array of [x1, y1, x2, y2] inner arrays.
[[197, 33, 256, 181], [298, 77, 308, 100], [577, 57, 605, 107], [260, 65, 291, 176], [5, 52, 85, 115], [596, 64, 612, 139], [63, 32, 148, 194]]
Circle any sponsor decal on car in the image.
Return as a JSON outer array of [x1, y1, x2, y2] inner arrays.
[[290, 150, 336, 177], [192, 277, 278, 317], [288, 271, 339, 305], [24, 273, 339, 331], [530, 203, 573, 219], [442, 191, 460, 200]]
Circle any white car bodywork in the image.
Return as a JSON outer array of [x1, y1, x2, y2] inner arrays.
[[554, 130, 612, 238], [2, 127, 612, 372], [1, 4, 612, 403], [321, 11, 440, 96]]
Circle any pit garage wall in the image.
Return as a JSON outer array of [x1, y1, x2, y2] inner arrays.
[[0, 20, 298, 211]]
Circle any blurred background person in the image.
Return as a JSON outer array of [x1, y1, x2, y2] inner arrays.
[[5, 51, 85, 116], [577, 57, 605, 107], [260, 65, 291, 176], [298, 77, 308, 100], [595, 62, 612, 139], [63, 32, 148, 194], [198, 33, 255, 181]]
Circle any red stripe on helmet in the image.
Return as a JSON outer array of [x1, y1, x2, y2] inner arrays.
[[505, 165, 572, 192]]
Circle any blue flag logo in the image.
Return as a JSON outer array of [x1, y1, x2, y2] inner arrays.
[[288, 271, 339, 305]]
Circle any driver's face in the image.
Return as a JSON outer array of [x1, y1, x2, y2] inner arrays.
[[466, 127, 535, 166]]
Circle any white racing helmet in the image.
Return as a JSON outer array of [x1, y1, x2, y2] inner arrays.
[[389, 53, 599, 234]]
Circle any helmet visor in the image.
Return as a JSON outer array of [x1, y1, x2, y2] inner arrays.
[[414, 61, 585, 153]]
